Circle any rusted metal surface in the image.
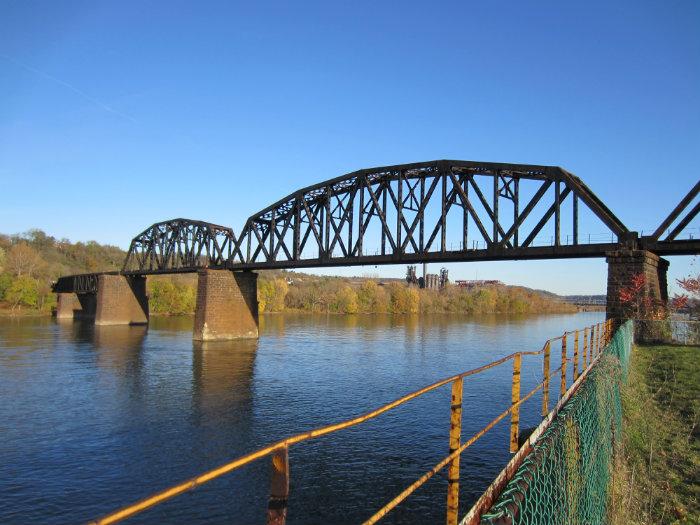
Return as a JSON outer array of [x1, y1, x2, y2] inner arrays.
[[560, 334, 568, 397], [363, 383, 544, 525], [267, 446, 289, 525], [461, 333, 607, 525], [573, 330, 580, 380], [509, 354, 522, 453], [446, 378, 463, 525], [541, 341, 550, 417]]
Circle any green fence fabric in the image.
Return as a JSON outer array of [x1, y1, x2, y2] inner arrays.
[[479, 321, 633, 525]]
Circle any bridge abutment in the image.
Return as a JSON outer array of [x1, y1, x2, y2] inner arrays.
[[193, 269, 259, 341], [94, 275, 149, 325], [606, 249, 669, 321]]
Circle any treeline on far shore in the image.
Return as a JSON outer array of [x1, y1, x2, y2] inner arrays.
[[130, 274, 578, 316], [0, 229, 576, 316]]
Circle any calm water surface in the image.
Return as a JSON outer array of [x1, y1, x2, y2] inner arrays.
[[0, 311, 603, 524]]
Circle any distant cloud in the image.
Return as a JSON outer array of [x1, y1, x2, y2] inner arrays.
[[0, 53, 137, 123]]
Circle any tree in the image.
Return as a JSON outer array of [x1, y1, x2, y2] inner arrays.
[[357, 280, 389, 312], [5, 243, 44, 278], [0, 246, 5, 271], [388, 283, 419, 314], [335, 286, 359, 314], [618, 273, 666, 319], [0, 272, 11, 300], [6, 275, 39, 309], [257, 278, 289, 312]]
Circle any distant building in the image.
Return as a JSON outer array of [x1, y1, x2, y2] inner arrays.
[[406, 265, 419, 286], [406, 265, 448, 290], [454, 279, 503, 289]]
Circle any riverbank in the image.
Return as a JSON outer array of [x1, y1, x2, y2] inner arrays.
[[611, 344, 700, 524]]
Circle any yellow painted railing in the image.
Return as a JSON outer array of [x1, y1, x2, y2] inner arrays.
[[87, 319, 614, 525]]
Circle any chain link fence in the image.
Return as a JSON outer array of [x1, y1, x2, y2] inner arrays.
[[474, 321, 633, 525]]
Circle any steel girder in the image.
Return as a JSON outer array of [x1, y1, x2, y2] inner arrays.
[[229, 160, 631, 270], [122, 218, 238, 273], [103, 160, 698, 276]]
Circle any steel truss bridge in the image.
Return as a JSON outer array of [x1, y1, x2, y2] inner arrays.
[[54, 160, 700, 292]]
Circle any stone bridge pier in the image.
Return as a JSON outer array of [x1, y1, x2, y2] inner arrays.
[[193, 270, 259, 341], [94, 275, 149, 325], [606, 249, 669, 321], [55, 292, 96, 320], [54, 270, 259, 340]]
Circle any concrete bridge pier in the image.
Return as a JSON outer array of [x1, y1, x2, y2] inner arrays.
[[94, 274, 149, 325], [193, 269, 259, 341], [606, 249, 669, 321]]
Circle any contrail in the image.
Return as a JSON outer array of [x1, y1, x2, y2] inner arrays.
[[0, 53, 138, 123]]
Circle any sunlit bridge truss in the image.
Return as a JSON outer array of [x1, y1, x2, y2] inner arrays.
[[122, 160, 653, 274], [122, 219, 238, 273]]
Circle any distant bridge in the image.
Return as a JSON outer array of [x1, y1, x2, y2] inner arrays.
[[563, 295, 608, 307], [52, 160, 700, 338]]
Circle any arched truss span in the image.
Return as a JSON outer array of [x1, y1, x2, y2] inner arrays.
[[123, 218, 237, 273], [230, 160, 631, 270], [121, 160, 700, 274]]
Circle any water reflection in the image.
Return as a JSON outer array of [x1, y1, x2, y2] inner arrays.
[[191, 339, 257, 418], [93, 324, 148, 371], [0, 311, 605, 525]]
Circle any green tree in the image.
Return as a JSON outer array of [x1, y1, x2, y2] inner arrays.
[[6, 275, 39, 309], [0, 272, 11, 300], [147, 279, 196, 315]]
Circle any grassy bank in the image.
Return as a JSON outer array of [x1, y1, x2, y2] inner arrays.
[[611, 344, 700, 524]]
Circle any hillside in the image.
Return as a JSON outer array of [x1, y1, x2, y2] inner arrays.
[[0, 229, 576, 315]]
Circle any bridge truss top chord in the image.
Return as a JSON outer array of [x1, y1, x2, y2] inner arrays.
[[122, 160, 667, 275]]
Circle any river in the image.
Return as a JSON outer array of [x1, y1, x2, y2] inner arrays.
[[0, 311, 603, 524]]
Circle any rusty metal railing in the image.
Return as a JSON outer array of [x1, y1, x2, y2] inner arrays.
[[86, 319, 613, 525]]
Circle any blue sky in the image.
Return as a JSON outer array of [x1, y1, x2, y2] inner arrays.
[[1, 1, 698, 294]]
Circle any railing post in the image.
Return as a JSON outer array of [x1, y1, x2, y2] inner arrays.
[[446, 377, 463, 525], [560, 334, 567, 397], [541, 341, 550, 417], [590, 325, 596, 360], [583, 328, 588, 368], [573, 330, 580, 380], [510, 354, 521, 453], [602, 321, 607, 347], [267, 446, 289, 525]]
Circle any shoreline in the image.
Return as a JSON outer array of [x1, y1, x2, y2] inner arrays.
[[0, 307, 582, 319]]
